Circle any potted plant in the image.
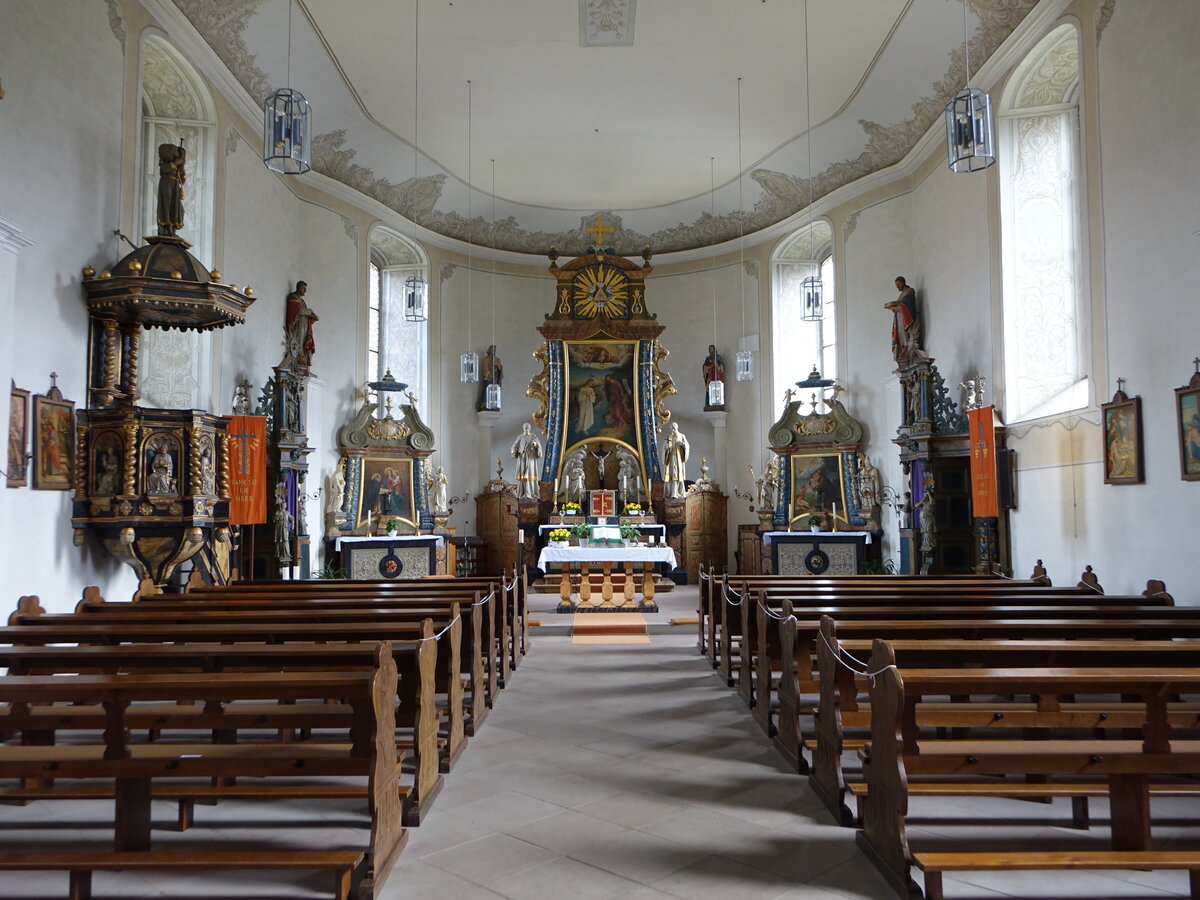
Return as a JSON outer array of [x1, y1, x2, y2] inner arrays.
[[569, 522, 590, 546], [561, 502, 581, 515], [807, 513, 822, 533], [387, 518, 400, 537], [547, 527, 571, 548], [619, 519, 640, 545]]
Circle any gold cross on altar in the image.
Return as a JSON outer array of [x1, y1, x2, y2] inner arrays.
[[585, 215, 615, 246]]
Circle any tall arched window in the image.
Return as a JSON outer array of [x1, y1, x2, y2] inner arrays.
[[368, 227, 429, 403], [999, 24, 1088, 422], [772, 221, 835, 416], [138, 36, 216, 409]]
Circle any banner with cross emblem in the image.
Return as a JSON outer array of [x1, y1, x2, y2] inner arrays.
[[226, 415, 267, 524], [967, 406, 999, 518]]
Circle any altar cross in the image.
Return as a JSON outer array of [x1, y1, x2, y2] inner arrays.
[[585, 215, 615, 247]]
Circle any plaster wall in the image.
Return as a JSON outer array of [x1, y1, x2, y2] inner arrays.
[[0, 1, 136, 609]]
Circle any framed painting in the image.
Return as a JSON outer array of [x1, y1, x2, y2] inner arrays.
[[1101, 389, 1143, 485], [356, 456, 416, 529], [563, 341, 638, 451], [1176, 365, 1200, 481], [32, 392, 75, 490], [6, 382, 29, 488], [788, 452, 849, 526]]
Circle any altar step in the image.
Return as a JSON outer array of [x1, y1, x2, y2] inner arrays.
[[530, 573, 675, 594]]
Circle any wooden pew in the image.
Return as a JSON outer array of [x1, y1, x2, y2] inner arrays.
[[812, 616, 1200, 825], [34, 593, 480, 756], [80, 586, 494, 733], [0, 615, 450, 823], [855, 643, 1200, 899], [771, 608, 1200, 774], [0, 642, 410, 899]]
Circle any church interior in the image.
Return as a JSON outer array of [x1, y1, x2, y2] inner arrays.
[[1, 1, 1199, 898]]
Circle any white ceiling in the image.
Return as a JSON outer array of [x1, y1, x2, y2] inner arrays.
[[174, 0, 1041, 255]]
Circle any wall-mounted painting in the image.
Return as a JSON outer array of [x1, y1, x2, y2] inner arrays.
[[564, 341, 638, 451], [1176, 362, 1200, 481], [788, 452, 849, 525], [1101, 385, 1143, 485], [32, 388, 75, 490], [6, 382, 29, 488], [357, 456, 416, 528]]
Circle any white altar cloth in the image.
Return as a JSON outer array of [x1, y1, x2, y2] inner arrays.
[[761, 530, 872, 545], [537, 546, 677, 568], [334, 534, 444, 551]]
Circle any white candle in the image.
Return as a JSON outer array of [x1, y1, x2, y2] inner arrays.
[[832, 502, 837, 521]]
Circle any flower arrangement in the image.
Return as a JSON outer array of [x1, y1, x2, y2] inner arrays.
[[387, 518, 401, 533], [560, 502, 581, 514], [622, 503, 644, 515], [548, 528, 571, 543]]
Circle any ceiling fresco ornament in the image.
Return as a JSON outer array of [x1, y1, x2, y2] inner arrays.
[[173, 0, 1037, 257], [225, 126, 241, 156], [104, 0, 127, 48], [843, 211, 861, 242], [580, 0, 636, 47], [1096, 0, 1117, 40]]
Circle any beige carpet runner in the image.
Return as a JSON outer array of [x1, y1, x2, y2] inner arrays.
[[570, 613, 650, 645]]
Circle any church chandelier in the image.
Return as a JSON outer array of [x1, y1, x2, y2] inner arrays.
[[945, 0, 996, 172], [797, 0, 823, 323], [460, 80, 477, 379], [262, 0, 311, 175]]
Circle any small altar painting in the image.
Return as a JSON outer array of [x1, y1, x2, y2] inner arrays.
[[789, 452, 848, 525], [1177, 380, 1200, 481], [32, 392, 75, 490], [1101, 394, 1143, 485], [589, 489, 616, 517], [357, 456, 416, 527], [565, 342, 637, 448]]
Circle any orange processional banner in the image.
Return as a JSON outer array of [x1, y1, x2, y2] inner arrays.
[[225, 415, 267, 524], [967, 406, 999, 518]]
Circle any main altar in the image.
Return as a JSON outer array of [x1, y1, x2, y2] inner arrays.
[[521, 242, 708, 605]]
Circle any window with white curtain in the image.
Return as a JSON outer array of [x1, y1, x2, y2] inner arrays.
[[999, 24, 1088, 422], [367, 228, 428, 404], [772, 221, 835, 417]]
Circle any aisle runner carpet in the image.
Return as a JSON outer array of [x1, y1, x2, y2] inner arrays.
[[570, 613, 650, 645]]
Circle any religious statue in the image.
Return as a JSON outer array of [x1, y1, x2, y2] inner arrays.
[[324, 459, 347, 517], [959, 373, 987, 410], [156, 141, 186, 237], [231, 379, 252, 415], [564, 450, 587, 503], [476, 345, 503, 411], [702, 345, 725, 390], [199, 443, 216, 496], [148, 447, 175, 494], [274, 482, 292, 562], [856, 452, 881, 509], [617, 448, 641, 503], [898, 490, 913, 530], [283, 281, 318, 372], [510, 423, 542, 500], [589, 443, 613, 481], [427, 465, 449, 514], [884, 276, 924, 367], [916, 482, 937, 553], [662, 422, 690, 499], [95, 445, 120, 495], [750, 458, 777, 512]]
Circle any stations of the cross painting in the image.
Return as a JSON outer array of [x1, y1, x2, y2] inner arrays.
[[585, 214, 615, 247]]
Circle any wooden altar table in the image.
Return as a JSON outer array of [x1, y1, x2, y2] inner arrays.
[[537, 546, 677, 614]]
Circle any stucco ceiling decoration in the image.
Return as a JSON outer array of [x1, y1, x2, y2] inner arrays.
[[172, 0, 1038, 257], [580, 0, 635, 47], [1013, 29, 1078, 107]]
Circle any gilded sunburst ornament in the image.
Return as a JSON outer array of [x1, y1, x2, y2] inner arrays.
[[572, 265, 629, 318]]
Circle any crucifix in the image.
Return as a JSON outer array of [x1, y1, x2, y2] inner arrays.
[[228, 427, 259, 475], [585, 214, 615, 247], [1117, 377, 1126, 396], [589, 443, 612, 480]]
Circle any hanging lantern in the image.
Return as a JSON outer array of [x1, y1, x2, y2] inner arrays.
[[945, 87, 996, 173], [460, 351, 479, 383], [404, 273, 428, 322], [485, 382, 502, 410], [707, 380, 725, 407], [263, 88, 311, 175], [801, 273, 823, 322], [735, 350, 753, 382]]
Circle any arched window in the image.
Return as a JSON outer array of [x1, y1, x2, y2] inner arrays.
[[772, 221, 835, 416], [999, 24, 1088, 422], [138, 35, 216, 409], [368, 227, 429, 403]]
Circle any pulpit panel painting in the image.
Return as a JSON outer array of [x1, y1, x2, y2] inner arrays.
[[356, 456, 416, 529], [565, 342, 638, 450], [789, 452, 849, 526]]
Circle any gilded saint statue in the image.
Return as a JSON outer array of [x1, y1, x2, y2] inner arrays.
[[156, 142, 187, 237], [884, 276, 925, 367]]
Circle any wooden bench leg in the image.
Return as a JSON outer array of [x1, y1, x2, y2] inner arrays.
[[922, 870, 944, 900], [69, 870, 92, 900], [1189, 868, 1200, 900], [333, 865, 351, 900], [1110, 773, 1151, 851], [177, 798, 194, 831], [1071, 795, 1090, 829], [115, 777, 152, 851]]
